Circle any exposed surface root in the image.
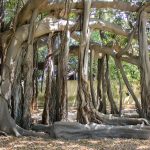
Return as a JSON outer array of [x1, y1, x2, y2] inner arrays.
[[94, 109, 150, 126], [31, 124, 52, 133], [0, 131, 8, 136], [0, 96, 20, 137], [16, 125, 49, 138], [50, 121, 150, 140]]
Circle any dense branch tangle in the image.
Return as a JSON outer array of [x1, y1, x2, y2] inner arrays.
[[1, 0, 150, 139]]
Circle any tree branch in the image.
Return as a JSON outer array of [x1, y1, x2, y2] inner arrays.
[[17, 0, 139, 26]]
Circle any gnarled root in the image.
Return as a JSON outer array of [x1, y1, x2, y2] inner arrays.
[[0, 96, 20, 136], [16, 125, 49, 138], [51, 122, 150, 140], [0, 95, 49, 138], [93, 109, 150, 126]]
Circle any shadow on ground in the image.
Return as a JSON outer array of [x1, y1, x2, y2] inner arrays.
[[0, 136, 150, 150]]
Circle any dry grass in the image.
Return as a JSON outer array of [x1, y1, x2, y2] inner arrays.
[[38, 81, 140, 109], [67, 80, 140, 109], [0, 136, 150, 150]]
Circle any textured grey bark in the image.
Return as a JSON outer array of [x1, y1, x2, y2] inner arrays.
[[42, 34, 53, 125], [22, 9, 38, 129], [46, 34, 60, 124], [139, 11, 150, 119], [11, 49, 24, 126], [0, 96, 20, 136], [90, 49, 97, 109], [50, 122, 150, 140], [56, 30, 70, 121], [31, 42, 38, 111], [105, 55, 118, 114], [77, 0, 92, 124], [0, 0, 4, 79], [101, 56, 107, 114], [97, 58, 104, 112]]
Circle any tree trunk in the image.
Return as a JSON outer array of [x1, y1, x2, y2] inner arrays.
[[56, 29, 70, 121], [77, 0, 93, 124], [0, 0, 20, 136], [97, 57, 104, 112], [105, 55, 118, 114], [42, 34, 53, 125], [138, 11, 150, 119], [0, 39, 3, 97], [48, 31, 69, 123], [31, 42, 38, 111], [0, 96, 20, 136], [0, 0, 4, 32], [101, 56, 107, 114], [90, 49, 97, 109], [22, 9, 38, 129], [42, 67, 50, 124], [115, 59, 142, 116], [11, 49, 24, 126], [0, 0, 4, 95], [48, 34, 60, 123], [115, 63, 123, 116]]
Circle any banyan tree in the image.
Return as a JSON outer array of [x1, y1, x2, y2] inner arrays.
[[1, 0, 150, 139]]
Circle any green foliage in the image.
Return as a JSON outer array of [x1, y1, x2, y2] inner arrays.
[[90, 30, 101, 42], [69, 12, 77, 19], [38, 46, 48, 62], [122, 62, 140, 82], [109, 57, 140, 82], [4, 0, 22, 24], [109, 58, 118, 80]]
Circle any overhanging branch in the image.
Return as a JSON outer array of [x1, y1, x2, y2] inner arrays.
[[17, 0, 139, 26]]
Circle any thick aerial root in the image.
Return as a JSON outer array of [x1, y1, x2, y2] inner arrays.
[[78, 108, 150, 126], [16, 125, 49, 138], [0, 96, 48, 138], [51, 122, 150, 140], [93, 109, 150, 126], [0, 96, 20, 136], [31, 124, 51, 133]]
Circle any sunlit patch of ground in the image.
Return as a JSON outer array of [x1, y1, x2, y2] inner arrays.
[[0, 136, 150, 150]]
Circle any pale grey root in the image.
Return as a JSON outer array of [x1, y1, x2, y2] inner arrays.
[[49, 122, 150, 140]]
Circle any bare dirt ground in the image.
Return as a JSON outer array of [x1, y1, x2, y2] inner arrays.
[[0, 136, 150, 150], [1, 105, 147, 150]]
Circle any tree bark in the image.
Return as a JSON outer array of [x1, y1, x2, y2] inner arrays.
[[138, 11, 150, 119], [0, 96, 20, 136], [0, 0, 4, 95], [77, 0, 93, 124], [16, 0, 139, 27], [115, 59, 142, 116], [97, 57, 103, 112], [115, 63, 123, 116], [42, 34, 53, 125], [22, 9, 38, 129], [90, 49, 97, 109], [101, 56, 107, 114], [11, 49, 24, 126], [31, 42, 38, 111], [105, 55, 118, 114]]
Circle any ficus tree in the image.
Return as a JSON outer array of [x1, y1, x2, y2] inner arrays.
[[0, 0, 150, 139]]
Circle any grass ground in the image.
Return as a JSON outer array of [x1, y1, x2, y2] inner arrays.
[[0, 136, 150, 150]]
